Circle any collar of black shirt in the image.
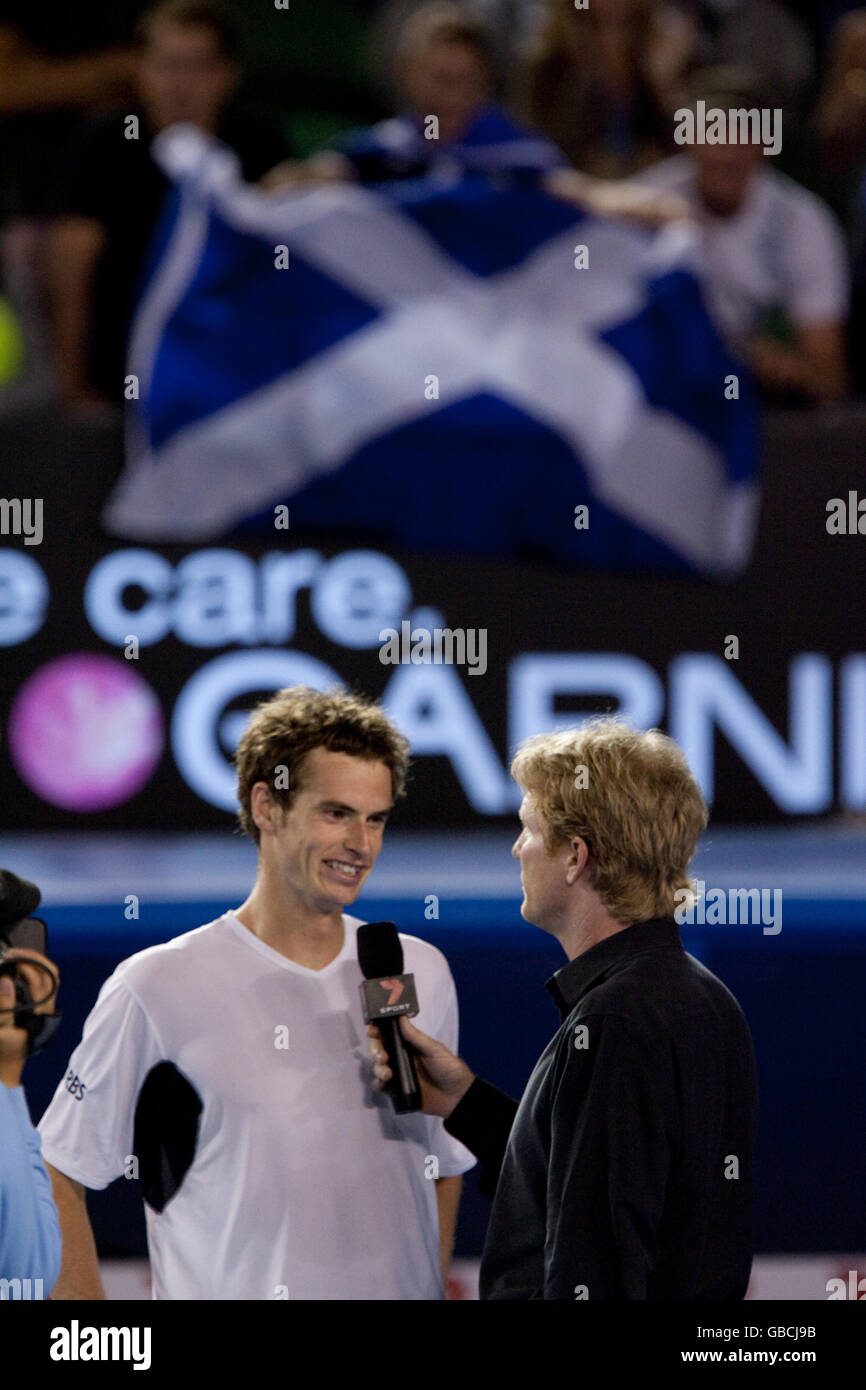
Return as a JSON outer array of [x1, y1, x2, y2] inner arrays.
[[545, 916, 683, 1019]]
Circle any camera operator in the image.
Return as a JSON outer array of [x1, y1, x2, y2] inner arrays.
[[0, 872, 62, 1297]]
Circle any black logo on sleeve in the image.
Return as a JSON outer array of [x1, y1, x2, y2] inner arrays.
[[64, 1069, 86, 1100]]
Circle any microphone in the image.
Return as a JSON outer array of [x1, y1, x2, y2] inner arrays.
[[357, 921, 421, 1114]]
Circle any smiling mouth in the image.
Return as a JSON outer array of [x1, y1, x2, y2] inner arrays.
[[323, 860, 365, 882]]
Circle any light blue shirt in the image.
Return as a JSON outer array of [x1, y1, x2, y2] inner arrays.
[[0, 1084, 61, 1296]]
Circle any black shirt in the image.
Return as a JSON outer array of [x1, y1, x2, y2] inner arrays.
[[445, 917, 759, 1300]]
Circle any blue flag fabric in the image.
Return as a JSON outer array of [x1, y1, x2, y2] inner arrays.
[[104, 126, 759, 574], [336, 104, 566, 184]]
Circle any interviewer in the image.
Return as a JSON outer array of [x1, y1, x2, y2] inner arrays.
[[369, 719, 759, 1300]]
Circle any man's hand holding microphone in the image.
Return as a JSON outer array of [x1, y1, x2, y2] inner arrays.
[[357, 920, 475, 1118], [366, 1014, 474, 1119], [358, 920, 517, 1207]]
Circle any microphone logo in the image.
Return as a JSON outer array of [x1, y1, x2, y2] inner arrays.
[[359, 973, 418, 1021]]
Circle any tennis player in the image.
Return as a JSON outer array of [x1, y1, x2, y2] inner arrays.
[[39, 686, 474, 1299]]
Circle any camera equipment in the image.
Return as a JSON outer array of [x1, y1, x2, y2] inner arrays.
[[0, 869, 61, 1055]]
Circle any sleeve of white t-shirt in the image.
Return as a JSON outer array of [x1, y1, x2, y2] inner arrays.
[[419, 952, 477, 1180], [37, 967, 164, 1190], [784, 190, 850, 325]]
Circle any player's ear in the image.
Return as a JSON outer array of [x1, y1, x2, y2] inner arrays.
[[250, 781, 280, 836], [565, 835, 590, 884]]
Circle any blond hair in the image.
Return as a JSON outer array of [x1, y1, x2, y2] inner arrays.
[[235, 686, 410, 844], [394, 3, 495, 76], [511, 718, 707, 924]]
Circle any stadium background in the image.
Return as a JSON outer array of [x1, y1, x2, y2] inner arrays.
[[1, 0, 865, 1298]]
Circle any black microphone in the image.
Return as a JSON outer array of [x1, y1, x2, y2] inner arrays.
[[357, 921, 421, 1114]]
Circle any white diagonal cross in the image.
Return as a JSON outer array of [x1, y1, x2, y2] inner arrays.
[[106, 127, 757, 572]]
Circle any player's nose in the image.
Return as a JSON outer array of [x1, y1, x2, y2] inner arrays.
[[343, 822, 371, 861]]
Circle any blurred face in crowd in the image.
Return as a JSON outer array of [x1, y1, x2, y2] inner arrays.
[[693, 137, 764, 217], [401, 39, 491, 142], [138, 22, 238, 132], [563, 0, 651, 64]]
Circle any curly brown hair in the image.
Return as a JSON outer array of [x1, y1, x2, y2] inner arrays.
[[235, 686, 410, 844]]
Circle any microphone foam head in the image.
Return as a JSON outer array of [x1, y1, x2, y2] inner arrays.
[[357, 921, 403, 979], [0, 870, 41, 928]]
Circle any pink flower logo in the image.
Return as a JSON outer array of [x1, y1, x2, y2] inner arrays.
[[7, 654, 164, 811]]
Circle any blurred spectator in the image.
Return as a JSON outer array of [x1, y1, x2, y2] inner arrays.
[[638, 67, 849, 403], [46, 0, 291, 414], [816, 8, 866, 177], [368, 0, 548, 92], [692, 1, 814, 113], [522, 0, 694, 177], [0, 3, 142, 220], [345, 2, 565, 180], [0, 871, 62, 1296], [820, 10, 866, 392], [0, 2, 145, 410], [262, 1, 690, 229], [264, 3, 564, 190]]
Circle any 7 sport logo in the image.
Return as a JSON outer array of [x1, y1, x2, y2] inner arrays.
[[359, 973, 420, 1021]]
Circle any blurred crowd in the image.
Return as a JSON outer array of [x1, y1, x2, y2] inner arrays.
[[2, 0, 866, 417]]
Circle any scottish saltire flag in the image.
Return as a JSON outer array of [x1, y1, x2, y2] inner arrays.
[[104, 125, 759, 574]]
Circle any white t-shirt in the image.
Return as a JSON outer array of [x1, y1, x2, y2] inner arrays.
[[636, 155, 849, 343], [38, 912, 476, 1300]]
